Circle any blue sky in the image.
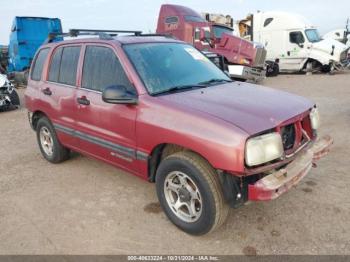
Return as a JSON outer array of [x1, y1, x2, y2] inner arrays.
[[0, 0, 349, 44]]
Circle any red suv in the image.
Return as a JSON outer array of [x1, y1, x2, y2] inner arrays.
[[25, 30, 333, 235]]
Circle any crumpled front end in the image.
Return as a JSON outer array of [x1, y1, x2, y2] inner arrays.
[[248, 135, 333, 201]]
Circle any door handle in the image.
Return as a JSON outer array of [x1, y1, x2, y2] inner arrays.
[[77, 96, 90, 106], [287, 51, 291, 56], [42, 87, 52, 96]]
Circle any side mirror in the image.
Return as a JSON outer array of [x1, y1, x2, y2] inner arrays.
[[298, 43, 304, 48], [102, 85, 137, 105]]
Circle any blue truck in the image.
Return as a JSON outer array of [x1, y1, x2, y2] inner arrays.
[[7, 16, 62, 83]]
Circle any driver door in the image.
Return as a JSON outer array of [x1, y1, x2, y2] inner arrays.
[[75, 44, 138, 174], [280, 31, 308, 71]]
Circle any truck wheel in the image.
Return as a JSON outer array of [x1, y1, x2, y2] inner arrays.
[[36, 117, 70, 163], [9, 89, 20, 107], [156, 151, 229, 235]]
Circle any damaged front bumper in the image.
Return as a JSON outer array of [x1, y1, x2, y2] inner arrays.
[[248, 135, 333, 201], [227, 65, 266, 82]]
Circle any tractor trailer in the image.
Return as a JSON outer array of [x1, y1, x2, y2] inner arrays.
[[156, 4, 267, 82], [237, 11, 350, 73]]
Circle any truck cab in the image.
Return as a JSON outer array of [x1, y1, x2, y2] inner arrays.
[[238, 11, 350, 73], [156, 4, 266, 82], [7, 16, 62, 84]]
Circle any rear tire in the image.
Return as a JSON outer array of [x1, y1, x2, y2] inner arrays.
[[156, 151, 229, 235], [36, 117, 70, 163]]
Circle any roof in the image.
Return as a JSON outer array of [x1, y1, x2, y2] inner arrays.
[[42, 35, 183, 48], [14, 16, 61, 20]]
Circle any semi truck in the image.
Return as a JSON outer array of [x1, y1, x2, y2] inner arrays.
[[323, 20, 350, 47], [7, 16, 62, 84], [156, 4, 267, 82], [0, 45, 8, 73], [236, 11, 350, 73]]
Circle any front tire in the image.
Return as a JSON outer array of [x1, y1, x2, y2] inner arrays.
[[36, 117, 70, 163], [156, 151, 229, 235]]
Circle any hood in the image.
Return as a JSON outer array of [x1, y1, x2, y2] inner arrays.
[[312, 38, 348, 60], [159, 82, 313, 135]]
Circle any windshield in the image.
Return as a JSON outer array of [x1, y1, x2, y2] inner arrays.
[[213, 25, 234, 38], [305, 29, 321, 43], [123, 43, 231, 95]]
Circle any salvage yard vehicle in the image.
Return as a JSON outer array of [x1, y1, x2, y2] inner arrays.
[[237, 11, 350, 73], [201, 12, 280, 77], [156, 4, 267, 82], [0, 74, 20, 111], [25, 29, 333, 235], [323, 19, 350, 47], [7, 16, 62, 85]]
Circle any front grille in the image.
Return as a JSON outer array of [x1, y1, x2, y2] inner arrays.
[[253, 47, 267, 68], [280, 124, 296, 151]]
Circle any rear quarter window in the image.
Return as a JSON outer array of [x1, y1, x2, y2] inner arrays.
[[31, 48, 49, 81]]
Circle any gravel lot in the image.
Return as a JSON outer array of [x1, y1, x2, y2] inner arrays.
[[0, 72, 349, 255]]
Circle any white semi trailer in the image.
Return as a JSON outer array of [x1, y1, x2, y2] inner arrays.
[[237, 11, 350, 73]]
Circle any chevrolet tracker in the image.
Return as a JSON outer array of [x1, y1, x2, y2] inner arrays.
[[25, 29, 333, 235]]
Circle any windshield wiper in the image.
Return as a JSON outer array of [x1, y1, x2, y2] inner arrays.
[[198, 78, 233, 86], [152, 84, 207, 96]]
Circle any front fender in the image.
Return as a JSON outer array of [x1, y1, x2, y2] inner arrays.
[[136, 96, 249, 174]]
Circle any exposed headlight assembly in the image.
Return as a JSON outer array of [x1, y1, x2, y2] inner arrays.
[[245, 132, 284, 167], [310, 107, 320, 130]]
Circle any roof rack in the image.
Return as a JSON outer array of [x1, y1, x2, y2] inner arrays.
[[45, 28, 143, 43], [136, 33, 174, 38]]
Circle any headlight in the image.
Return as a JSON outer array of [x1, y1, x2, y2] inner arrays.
[[245, 132, 284, 167], [310, 107, 320, 130]]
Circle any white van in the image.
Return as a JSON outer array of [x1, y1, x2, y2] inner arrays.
[[237, 11, 350, 72]]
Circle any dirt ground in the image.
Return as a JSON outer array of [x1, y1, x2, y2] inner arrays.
[[0, 72, 349, 255]]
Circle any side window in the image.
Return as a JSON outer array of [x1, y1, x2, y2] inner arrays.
[[31, 48, 49, 81], [290, 31, 305, 44], [165, 16, 178, 24], [264, 18, 273, 27], [82, 46, 134, 93], [48, 47, 63, 82], [194, 28, 200, 40], [58, 46, 81, 86]]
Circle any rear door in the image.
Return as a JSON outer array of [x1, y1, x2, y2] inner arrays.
[[43, 44, 82, 148], [75, 44, 139, 174]]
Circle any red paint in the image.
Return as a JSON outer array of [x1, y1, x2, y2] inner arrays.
[[25, 35, 331, 203]]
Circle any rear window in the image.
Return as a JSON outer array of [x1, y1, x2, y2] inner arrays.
[[48, 46, 81, 86], [31, 48, 49, 81]]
